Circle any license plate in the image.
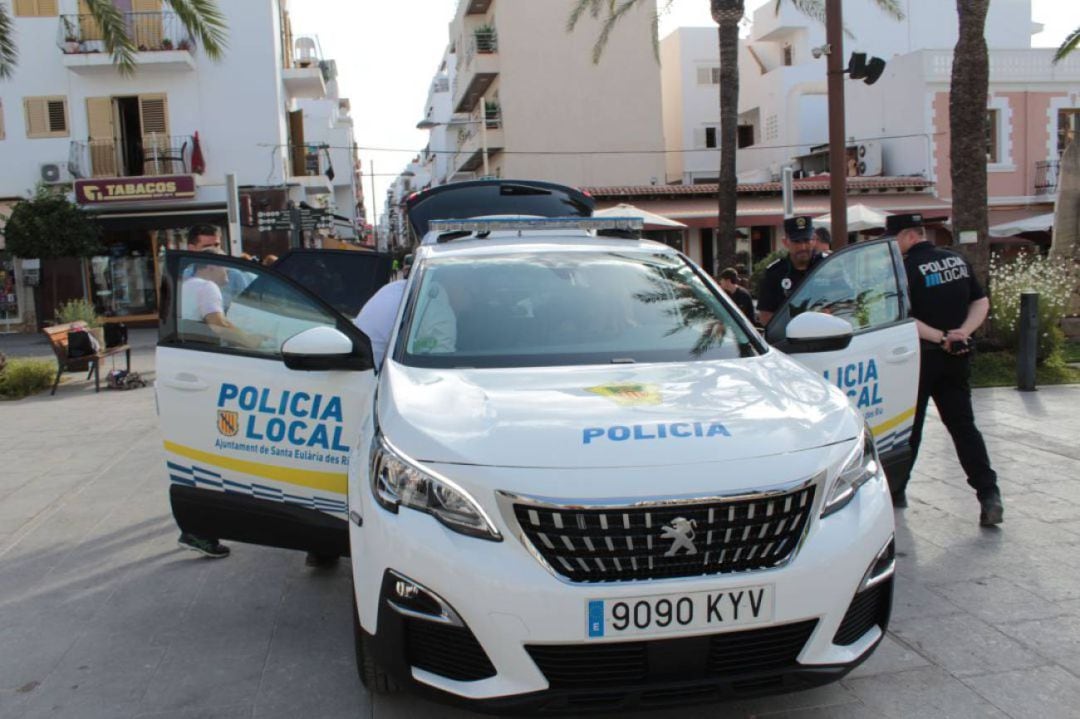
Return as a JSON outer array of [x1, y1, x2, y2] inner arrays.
[[586, 584, 774, 639]]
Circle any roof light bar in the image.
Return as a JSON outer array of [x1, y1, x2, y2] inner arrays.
[[428, 216, 645, 233]]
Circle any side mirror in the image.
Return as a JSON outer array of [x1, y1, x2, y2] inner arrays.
[[784, 312, 854, 354], [281, 326, 367, 371]]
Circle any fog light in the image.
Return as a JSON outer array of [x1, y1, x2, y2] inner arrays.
[[386, 570, 463, 626], [859, 537, 895, 591]]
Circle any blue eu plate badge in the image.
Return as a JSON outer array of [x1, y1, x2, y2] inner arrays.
[[588, 600, 604, 637]]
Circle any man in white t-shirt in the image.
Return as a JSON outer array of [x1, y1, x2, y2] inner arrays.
[[354, 278, 406, 367], [180, 249, 261, 349]]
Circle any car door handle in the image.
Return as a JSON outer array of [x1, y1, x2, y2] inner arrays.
[[885, 346, 917, 364], [162, 373, 209, 391]]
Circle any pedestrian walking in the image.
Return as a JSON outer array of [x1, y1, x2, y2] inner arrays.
[[718, 267, 756, 325], [888, 213, 1003, 526], [755, 216, 825, 325]]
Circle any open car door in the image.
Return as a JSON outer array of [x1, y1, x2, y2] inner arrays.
[[766, 239, 919, 483], [273, 248, 393, 318], [156, 251, 381, 557]]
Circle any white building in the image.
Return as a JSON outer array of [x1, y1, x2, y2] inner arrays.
[[411, 0, 666, 195], [661, 0, 1042, 185], [0, 0, 364, 330]]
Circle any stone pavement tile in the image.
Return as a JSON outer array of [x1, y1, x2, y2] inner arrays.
[[890, 613, 1046, 677], [995, 614, 1080, 676], [995, 549, 1080, 602], [888, 575, 963, 622], [757, 702, 883, 719], [136, 638, 269, 715], [928, 575, 1064, 625], [962, 665, 1080, 719], [843, 666, 1010, 719], [846, 634, 932, 679], [724, 682, 860, 716], [15, 631, 166, 719], [1004, 491, 1080, 524], [132, 704, 254, 719], [1035, 479, 1080, 505], [0, 614, 88, 694]]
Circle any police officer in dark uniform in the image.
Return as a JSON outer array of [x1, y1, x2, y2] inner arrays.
[[756, 216, 825, 325], [889, 213, 1003, 526]]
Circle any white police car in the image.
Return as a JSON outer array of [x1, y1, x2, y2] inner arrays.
[[156, 181, 917, 712]]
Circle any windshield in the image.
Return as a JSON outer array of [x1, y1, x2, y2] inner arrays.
[[397, 251, 763, 368]]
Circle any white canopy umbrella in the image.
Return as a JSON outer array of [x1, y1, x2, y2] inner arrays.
[[595, 203, 687, 229], [988, 212, 1055, 237], [814, 204, 890, 232]]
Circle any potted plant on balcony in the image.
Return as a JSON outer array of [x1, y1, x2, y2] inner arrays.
[[62, 16, 80, 53], [484, 99, 501, 129], [161, 37, 174, 51], [177, 38, 192, 52], [474, 23, 497, 53]]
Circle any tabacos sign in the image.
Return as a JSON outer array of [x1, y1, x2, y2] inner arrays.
[[75, 175, 196, 204]]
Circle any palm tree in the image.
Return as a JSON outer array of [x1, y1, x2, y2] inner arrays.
[[949, 0, 990, 285], [569, 0, 902, 274], [1054, 26, 1079, 64], [0, 0, 226, 79]]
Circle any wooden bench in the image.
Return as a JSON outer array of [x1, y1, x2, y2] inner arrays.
[[42, 322, 131, 395]]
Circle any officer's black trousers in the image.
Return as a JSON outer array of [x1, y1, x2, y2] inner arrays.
[[897, 347, 998, 499]]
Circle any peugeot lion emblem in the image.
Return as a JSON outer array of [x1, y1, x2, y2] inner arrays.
[[661, 517, 698, 557]]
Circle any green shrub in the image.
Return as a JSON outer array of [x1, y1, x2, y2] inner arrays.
[[988, 252, 1078, 362], [0, 358, 56, 399], [54, 298, 103, 327], [750, 250, 786, 294]]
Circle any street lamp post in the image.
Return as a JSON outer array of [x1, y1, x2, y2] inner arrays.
[[417, 116, 490, 179]]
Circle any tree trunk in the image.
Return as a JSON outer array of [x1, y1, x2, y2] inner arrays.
[[950, 0, 991, 286], [713, 0, 744, 275], [1051, 139, 1080, 314]]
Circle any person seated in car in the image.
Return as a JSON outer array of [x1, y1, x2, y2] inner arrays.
[[181, 249, 263, 349]]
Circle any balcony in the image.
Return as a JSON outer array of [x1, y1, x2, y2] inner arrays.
[[454, 31, 499, 113], [452, 121, 503, 175], [283, 36, 328, 98], [289, 146, 334, 194], [70, 135, 195, 179], [461, 0, 494, 15], [58, 13, 196, 73], [1035, 160, 1059, 195]]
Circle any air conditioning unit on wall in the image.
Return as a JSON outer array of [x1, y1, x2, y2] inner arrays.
[[847, 142, 882, 177], [40, 162, 74, 185]]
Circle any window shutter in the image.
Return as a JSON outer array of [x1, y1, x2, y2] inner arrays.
[[139, 95, 169, 136], [132, 0, 163, 10], [38, 0, 59, 15], [24, 98, 47, 137], [77, 0, 103, 41], [47, 99, 67, 133], [13, 0, 35, 16], [86, 97, 117, 176]]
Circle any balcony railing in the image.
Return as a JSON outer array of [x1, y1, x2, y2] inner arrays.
[[71, 135, 193, 179], [475, 30, 497, 54], [1035, 160, 1059, 195], [484, 103, 501, 129], [58, 13, 196, 54]]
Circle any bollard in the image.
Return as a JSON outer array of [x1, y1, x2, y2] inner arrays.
[[1017, 292, 1038, 391]]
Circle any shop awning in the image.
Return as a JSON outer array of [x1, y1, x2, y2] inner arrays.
[[85, 202, 228, 231], [594, 203, 687, 229], [989, 212, 1055, 237]]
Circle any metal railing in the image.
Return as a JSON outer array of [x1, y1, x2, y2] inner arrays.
[[484, 104, 501, 129], [70, 135, 192, 178], [1035, 160, 1059, 195], [474, 30, 497, 54], [58, 13, 196, 54]]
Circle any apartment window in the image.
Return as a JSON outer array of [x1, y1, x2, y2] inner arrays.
[[737, 124, 755, 149], [12, 0, 58, 17], [697, 66, 721, 85], [24, 96, 69, 138], [705, 126, 717, 149], [1059, 109, 1080, 156], [985, 109, 999, 163], [782, 44, 793, 66]]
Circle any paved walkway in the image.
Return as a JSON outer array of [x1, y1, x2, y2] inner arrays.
[[0, 372, 1078, 718]]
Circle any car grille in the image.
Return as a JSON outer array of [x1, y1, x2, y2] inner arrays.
[[526, 619, 818, 690], [403, 617, 497, 681], [833, 577, 892, 646], [509, 483, 816, 583]]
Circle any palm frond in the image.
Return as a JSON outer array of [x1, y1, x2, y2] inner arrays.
[[566, 0, 612, 32], [592, 0, 641, 64], [0, 2, 17, 79], [167, 0, 228, 60], [872, 0, 905, 21], [1054, 26, 1080, 64], [84, 0, 137, 75]]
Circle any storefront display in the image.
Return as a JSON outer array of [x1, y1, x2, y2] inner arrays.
[[0, 254, 20, 326]]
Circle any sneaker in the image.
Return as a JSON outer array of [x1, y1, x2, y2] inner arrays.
[[891, 491, 908, 508], [305, 552, 340, 568], [178, 533, 230, 558], [979, 493, 1004, 527]]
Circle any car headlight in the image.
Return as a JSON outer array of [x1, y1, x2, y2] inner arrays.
[[370, 432, 502, 541], [821, 426, 879, 518]]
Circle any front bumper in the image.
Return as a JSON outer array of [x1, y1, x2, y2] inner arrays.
[[350, 467, 895, 710]]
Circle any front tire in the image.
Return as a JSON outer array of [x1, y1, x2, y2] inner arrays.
[[353, 590, 398, 694]]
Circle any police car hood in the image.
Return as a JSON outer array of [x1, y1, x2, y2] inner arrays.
[[377, 352, 858, 469]]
